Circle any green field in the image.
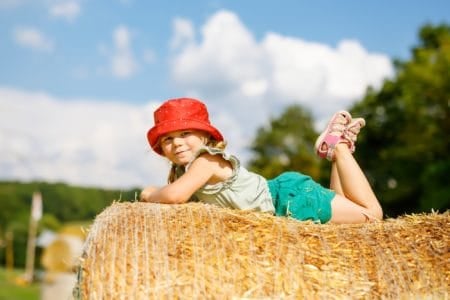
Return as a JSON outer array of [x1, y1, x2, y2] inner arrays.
[[0, 268, 39, 300]]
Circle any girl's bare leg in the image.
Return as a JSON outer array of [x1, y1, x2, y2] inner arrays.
[[330, 162, 343, 195], [329, 144, 383, 223]]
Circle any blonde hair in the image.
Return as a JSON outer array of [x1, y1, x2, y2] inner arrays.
[[167, 139, 227, 183]]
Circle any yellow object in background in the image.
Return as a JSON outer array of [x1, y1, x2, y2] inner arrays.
[[40, 225, 86, 300]]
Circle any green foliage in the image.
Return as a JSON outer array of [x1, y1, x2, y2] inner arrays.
[[7, 221, 29, 268], [39, 214, 61, 232], [350, 23, 450, 216], [248, 105, 321, 180]]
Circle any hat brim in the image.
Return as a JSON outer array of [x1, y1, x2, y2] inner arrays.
[[147, 119, 224, 155]]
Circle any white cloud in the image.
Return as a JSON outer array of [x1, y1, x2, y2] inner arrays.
[[0, 87, 168, 189], [49, 1, 81, 22], [110, 25, 138, 78], [169, 10, 395, 153], [240, 79, 268, 97], [13, 27, 54, 52], [262, 34, 393, 103], [170, 18, 195, 50], [171, 11, 264, 93]]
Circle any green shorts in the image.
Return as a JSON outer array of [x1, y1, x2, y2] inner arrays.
[[267, 172, 335, 223]]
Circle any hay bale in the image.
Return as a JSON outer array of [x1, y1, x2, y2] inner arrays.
[[42, 226, 86, 300], [42, 234, 84, 273], [75, 202, 449, 299]]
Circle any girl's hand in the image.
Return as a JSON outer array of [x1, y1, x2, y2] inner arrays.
[[140, 186, 159, 202]]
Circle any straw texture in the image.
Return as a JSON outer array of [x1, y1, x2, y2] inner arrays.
[[75, 202, 449, 299]]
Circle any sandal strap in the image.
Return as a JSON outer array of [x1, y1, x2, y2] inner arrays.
[[315, 110, 353, 161], [316, 134, 341, 161]]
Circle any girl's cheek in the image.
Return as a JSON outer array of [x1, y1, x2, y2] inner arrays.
[[161, 145, 171, 156]]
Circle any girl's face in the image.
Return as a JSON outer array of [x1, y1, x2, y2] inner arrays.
[[159, 130, 209, 165]]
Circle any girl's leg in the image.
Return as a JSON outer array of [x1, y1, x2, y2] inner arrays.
[[320, 112, 356, 199], [329, 144, 383, 223], [315, 111, 382, 223], [329, 161, 343, 195], [330, 195, 378, 223]]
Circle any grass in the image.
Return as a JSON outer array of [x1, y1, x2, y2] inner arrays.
[[0, 267, 39, 300]]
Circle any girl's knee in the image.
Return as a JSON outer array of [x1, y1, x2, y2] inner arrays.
[[368, 204, 383, 221], [330, 195, 382, 224]]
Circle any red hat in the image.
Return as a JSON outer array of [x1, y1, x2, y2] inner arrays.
[[147, 97, 224, 155]]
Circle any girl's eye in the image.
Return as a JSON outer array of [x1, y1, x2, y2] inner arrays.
[[180, 131, 192, 137], [160, 136, 172, 145]]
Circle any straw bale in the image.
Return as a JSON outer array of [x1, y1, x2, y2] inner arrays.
[[75, 202, 449, 299], [42, 234, 84, 273]]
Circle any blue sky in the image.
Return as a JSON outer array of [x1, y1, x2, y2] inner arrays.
[[1, 0, 449, 188]]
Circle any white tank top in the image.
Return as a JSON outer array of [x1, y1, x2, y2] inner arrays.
[[180, 147, 275, 213]]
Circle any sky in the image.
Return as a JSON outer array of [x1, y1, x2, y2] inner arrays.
[[1, 0, 449, 189]]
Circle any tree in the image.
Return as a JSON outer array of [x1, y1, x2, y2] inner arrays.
[[350, 23, 450, 216], [247, 105, 321, 180]]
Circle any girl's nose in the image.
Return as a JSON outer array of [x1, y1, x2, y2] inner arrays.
[[173, 136, 184, 145]]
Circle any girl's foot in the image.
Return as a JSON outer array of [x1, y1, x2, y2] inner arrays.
[[343, 117, 365, 153], [315, 111, 352, 161]]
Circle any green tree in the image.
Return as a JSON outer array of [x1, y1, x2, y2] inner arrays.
[[350, 23, 450, 217], [0, 180, 140, 268], [247, 105, 321, 180]]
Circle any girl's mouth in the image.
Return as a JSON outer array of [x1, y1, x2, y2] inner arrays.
[[175, 150, 187, 156]]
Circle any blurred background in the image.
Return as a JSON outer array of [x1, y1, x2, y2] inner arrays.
[[0, 0, 449, 299]]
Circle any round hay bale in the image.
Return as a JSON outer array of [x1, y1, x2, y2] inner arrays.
[[42, 234, 84, 273], [75, 202, 449, 299]]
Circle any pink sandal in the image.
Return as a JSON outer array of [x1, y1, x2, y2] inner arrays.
[[315, 111, 352, 161], [343, 117, 365, 153]]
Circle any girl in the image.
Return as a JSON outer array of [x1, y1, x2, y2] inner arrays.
[[140, 97, 383, 224]]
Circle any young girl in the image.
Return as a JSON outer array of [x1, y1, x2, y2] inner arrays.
[[140, 97, 383, 224]]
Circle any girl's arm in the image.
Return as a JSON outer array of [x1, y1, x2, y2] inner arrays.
[[141, 154, 219, 204]]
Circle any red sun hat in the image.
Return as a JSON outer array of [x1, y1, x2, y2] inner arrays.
[[147, 97, 224, 155]]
